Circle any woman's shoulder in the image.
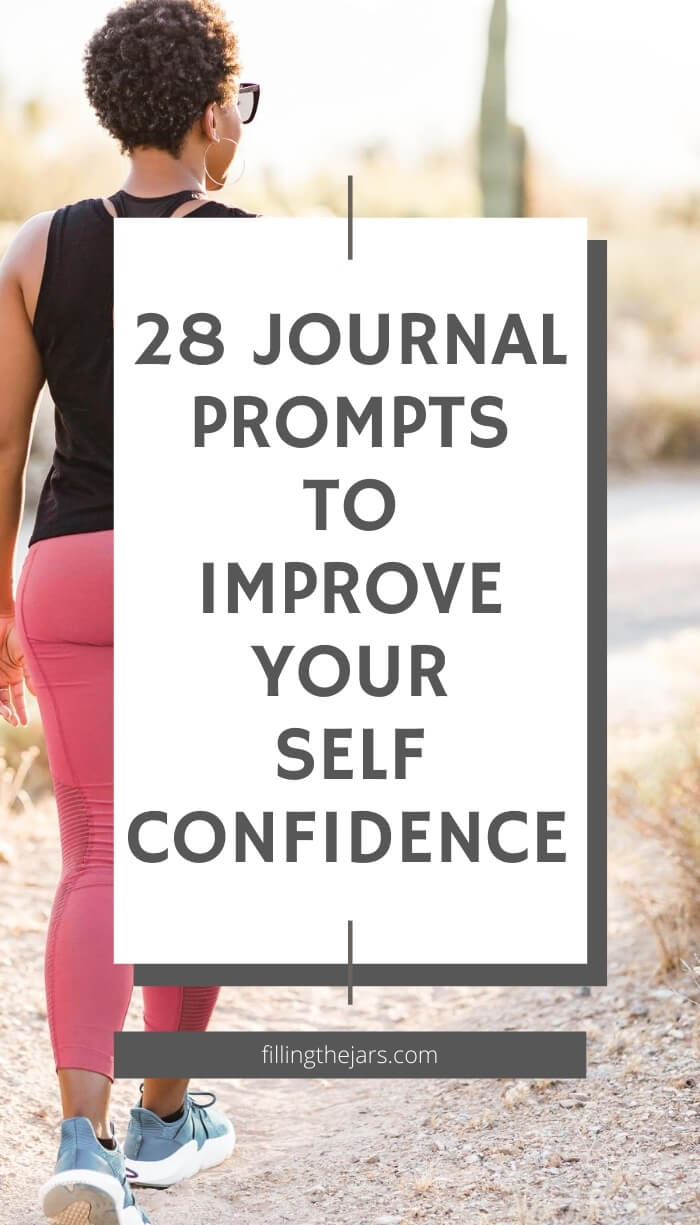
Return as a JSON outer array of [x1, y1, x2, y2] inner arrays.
[[1, 210, 55, 269], [0, 210, 55, 306], [0, 199, 104, 324], [3, 198, 105, 270]]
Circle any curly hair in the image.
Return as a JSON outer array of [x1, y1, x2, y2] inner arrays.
[[83, 0, 240, 156]]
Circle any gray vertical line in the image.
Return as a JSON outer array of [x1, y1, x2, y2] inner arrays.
[[586, 238, 608, 985], [347, 919, 353, 1004], [347, 174, 353, 260]]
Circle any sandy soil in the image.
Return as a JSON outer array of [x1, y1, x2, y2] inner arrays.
[[2, 469, 699, 1224], [0, 781, 698, 1225]]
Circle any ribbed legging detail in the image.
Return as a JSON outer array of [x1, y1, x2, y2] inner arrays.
[[15, 529, 219, 1080]]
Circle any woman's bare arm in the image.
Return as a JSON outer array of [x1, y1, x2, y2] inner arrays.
[[0, 213, 52, 723], [0, 212, 52, 613]]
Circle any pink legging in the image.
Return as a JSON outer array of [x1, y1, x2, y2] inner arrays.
[[15, 528, 219, 1080]]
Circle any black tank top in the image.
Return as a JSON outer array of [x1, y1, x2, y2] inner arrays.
[[29, 189, 257, 547]]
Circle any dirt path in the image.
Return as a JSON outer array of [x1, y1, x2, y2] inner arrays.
[[1, 791, 698, 1225], [2, 467, 700, 1224]]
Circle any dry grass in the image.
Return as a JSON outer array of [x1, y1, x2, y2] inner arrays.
[[502, 1083, 530, 1109], [611, 701, 700, 969], [0, 744, 40, 819], [0, 716, 50, 799], [413, 1168, 435, 1194], [0, 744, 40, 864]]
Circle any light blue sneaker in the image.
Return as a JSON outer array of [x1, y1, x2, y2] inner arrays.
[[124, 1089, 235, 1188], [40, 1116, 150, 1224]]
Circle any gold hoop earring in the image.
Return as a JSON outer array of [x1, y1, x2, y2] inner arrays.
[[203, 136, 245, 187]]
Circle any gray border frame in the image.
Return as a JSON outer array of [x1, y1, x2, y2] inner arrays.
[[134, 239, 607, 991]]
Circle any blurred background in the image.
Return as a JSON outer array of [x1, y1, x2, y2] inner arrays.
[[1, 0, 698, 970], [1, 1, 699, 496], [1, 4, 699, 1220]]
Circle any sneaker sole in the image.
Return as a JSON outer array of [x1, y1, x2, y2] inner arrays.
[[40, 1169, 145, 1225], [127, 1121, 236, 1188]]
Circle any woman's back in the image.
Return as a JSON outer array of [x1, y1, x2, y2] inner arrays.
[[29, 190, 256, 546], [1, 8, 257, 1218]]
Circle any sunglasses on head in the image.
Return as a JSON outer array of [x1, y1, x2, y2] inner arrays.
[[237, 82, 260, 124]]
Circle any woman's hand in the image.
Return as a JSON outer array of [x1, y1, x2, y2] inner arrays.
[[0, 613, 34, 726]]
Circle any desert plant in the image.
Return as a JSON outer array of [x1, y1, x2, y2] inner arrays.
[[478, 0, 527, 217], [610, 703, 700, 969]]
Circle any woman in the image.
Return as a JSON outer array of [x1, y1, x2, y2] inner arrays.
[[0, 2, 260, 1221]]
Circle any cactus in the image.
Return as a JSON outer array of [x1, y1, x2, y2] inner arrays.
[[478, 0, 527, 217]]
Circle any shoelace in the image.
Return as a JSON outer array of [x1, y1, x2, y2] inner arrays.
[[136, 1083, 217, 1112], [187, 1089, 217, 1110]]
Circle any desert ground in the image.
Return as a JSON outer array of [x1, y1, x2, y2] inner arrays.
[[1, 466, 699, 1225]]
